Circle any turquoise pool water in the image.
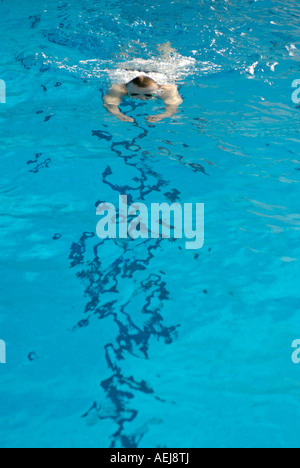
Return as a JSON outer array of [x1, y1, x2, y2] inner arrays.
[[0, 0, 300, 448]]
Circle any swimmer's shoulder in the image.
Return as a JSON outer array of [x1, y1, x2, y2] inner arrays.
[[161, 84, 178, 92], [110, 83, 128, 96], [160, 84, 183, 105], [103, 84, 128, 106]]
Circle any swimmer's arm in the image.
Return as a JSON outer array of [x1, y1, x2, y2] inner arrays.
[[103, 85, 134, 123], [147, 85, 183, 123]]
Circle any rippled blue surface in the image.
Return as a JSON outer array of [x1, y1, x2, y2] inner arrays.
[[0, 0, 300, 448]]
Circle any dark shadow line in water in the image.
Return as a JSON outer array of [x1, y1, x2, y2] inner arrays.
[[69, 123, 202, 447], [29, 14, 41, 29], [71, 234, 179, 447]]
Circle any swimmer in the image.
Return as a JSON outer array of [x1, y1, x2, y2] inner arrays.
[[103, 75, 183, 123]]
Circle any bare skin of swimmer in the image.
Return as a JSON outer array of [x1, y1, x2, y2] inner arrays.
[[103, 75, 183, 123]]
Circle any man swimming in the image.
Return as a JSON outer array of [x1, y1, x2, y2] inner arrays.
[[103, 75, 183, 123]]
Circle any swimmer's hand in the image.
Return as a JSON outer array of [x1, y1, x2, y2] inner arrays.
[[146, 105, 180, 123], [146, 114, 166, 123], [117, 114, 135, 123]]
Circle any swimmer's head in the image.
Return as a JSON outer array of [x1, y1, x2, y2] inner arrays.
[[126, 76, 161, 101]]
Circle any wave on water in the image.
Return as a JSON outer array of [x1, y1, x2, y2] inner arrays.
[[108, 54, 197, 85]]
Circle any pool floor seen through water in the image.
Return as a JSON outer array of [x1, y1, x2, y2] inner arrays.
[[0, 0, 300, 448]]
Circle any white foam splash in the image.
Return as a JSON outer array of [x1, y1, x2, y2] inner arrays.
[[108, 54, 196, 85]]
